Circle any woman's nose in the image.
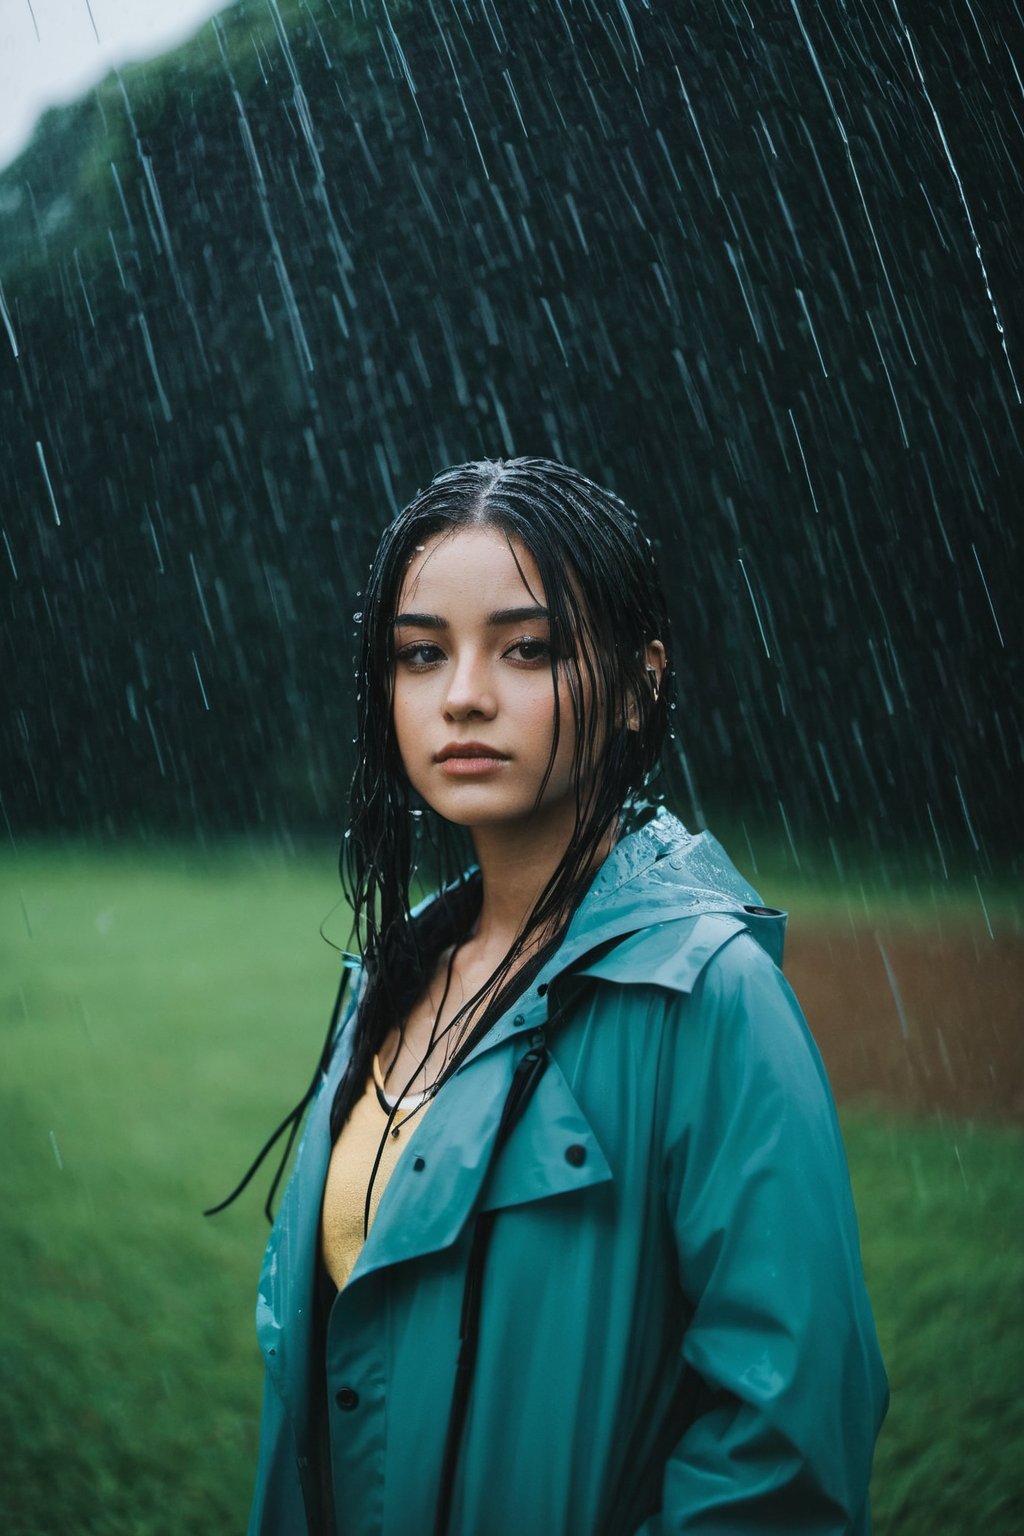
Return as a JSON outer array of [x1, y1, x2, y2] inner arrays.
[[443, 651, 497, 720]]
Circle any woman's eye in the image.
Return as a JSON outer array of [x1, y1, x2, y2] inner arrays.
[[395, 642, 445, 668], [505, 636, 551, 664]]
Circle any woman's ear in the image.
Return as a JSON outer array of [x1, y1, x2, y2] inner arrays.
[[628, 640, 667, 730], [645, 640, 666, 698]]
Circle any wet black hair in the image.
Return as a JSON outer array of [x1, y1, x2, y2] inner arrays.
[[206, 456, 674, 1223], [333, 457, 674, 1149]]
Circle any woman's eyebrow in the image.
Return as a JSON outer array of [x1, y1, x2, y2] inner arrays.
[[487, 605, 549, 625], [390, 605, 549, 628], [391, 612, 445, 629]]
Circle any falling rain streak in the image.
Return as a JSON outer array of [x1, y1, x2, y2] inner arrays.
[[0, 279, 19, 357], [34, 442, 61, 527]]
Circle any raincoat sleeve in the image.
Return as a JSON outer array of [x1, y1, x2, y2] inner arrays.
[[638, 931, 888, 1535]]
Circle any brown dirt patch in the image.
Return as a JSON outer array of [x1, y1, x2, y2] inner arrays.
[[785, 922, 1024, 1118]]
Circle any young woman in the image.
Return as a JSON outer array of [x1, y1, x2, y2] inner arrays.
[[236, 457, 887, 1534]]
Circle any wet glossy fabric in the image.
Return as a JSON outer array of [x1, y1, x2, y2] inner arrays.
[[249, 810, 888, 1534]]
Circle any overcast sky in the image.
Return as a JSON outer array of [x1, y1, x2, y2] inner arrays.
[[0, 0, 225, 170]]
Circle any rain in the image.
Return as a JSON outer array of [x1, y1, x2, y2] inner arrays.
[[0, 0, 1021, 1531], [0, 0, 1017, 870]]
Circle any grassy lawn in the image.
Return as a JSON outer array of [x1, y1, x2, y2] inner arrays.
[[1, 844, 1021, 1534]]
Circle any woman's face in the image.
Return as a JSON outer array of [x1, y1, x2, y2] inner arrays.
[[390, 525, 585, 835]]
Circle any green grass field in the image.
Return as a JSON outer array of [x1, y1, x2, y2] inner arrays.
[[1, 845, 1021, 1534]]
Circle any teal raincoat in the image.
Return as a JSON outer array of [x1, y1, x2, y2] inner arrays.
[[250, 810, 888, 1534]]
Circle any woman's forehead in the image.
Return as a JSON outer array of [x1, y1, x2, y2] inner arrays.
[[396, 525, 545, 612]]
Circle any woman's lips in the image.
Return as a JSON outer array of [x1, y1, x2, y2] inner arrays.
[[434, 745, 509, 776]]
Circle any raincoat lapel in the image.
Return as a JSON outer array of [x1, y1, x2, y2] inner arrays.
[[344, 1039, 612, 1286], [345, 1044, 512, 1284]]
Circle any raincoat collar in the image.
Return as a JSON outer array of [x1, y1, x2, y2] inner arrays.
[[453, 806, 786, 1071]]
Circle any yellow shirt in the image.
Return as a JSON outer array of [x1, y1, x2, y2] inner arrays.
[[320, 1057, 433, 1289]]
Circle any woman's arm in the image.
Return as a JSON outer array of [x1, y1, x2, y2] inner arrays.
[[639, 932, 888, 1534]]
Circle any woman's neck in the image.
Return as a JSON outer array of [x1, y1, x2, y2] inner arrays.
[[463, 803, 615, 967]]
